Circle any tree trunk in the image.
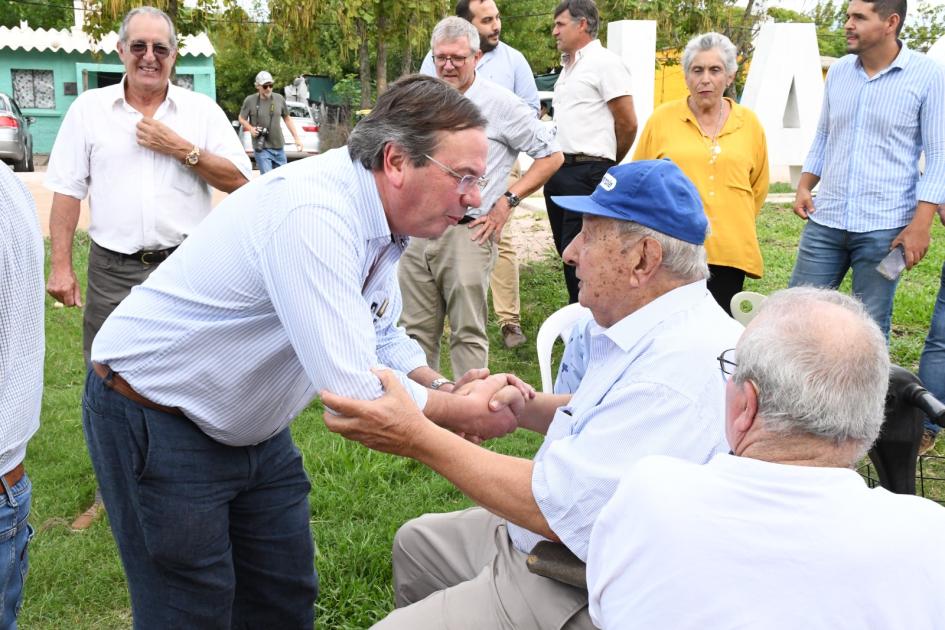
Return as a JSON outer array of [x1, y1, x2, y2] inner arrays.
[[356, 18, 371, 108], [401, 45, 414, 75], [376, 12, 388, 95]]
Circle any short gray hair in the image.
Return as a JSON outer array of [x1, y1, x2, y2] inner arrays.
[[681, 32, 737, 76], [347, 74, 486, 170], [618, 221, 709, 282], [554, 0, 600, 38], [734, 287, 889, 451], [431, 16, 480, 53], [119, 6, 178, 50]]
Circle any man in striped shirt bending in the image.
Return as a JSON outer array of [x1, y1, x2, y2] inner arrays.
[[82, 75, 531, 628], [790, 0, 945, 337]]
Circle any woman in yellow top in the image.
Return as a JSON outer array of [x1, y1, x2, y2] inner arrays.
[[634, 32, 768, 315]]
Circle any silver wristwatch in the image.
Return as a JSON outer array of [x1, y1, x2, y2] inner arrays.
[[503, 191, 521, 208], [430, 377, 454, 390]]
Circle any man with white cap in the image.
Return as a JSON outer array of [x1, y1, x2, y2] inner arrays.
[[322, 159, 743, 629], [238, 70, 303, 174]]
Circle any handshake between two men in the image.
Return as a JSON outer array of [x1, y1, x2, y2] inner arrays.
[[322, 367, 535, 455]]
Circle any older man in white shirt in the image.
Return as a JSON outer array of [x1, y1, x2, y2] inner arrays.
[[400, 17, 562, 379], [44, 6, 250, 530], [324, 159, 742, 629]]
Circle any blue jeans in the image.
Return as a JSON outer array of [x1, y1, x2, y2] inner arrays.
[[82, 370, 317, 628], [255, 147, 287, 174], [789, 220, 902, 338], [0, 472, 32, 629], [919, 261, 945, 435]]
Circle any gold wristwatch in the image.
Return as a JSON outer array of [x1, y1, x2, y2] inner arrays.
[[183, 145, 200, 168]]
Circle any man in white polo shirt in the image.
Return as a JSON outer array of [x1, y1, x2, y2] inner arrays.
[[44, 6, 251, 530], [587, 287, 945, 629], [545, 0, 637, 303]]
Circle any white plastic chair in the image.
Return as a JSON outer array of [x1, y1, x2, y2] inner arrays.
[[536, 303, 592, 393], [730, 291, 766, 326]]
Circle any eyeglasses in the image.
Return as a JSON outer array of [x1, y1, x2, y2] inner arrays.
[[127, 40, 173, 59], [433, 54, 471, 67], [423, 154, 488, 194], [261, 84, 273, 89], [717, 348, 736, 376]]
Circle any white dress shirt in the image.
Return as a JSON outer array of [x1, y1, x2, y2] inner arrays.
[[552, 39, 634, 160], [44, 78, 252, 253], [463, 75, 559, 217], [0, 166, 44, 474], [506, 280, 743, 560], [588, 454, 945, 629], [92, 148, 429, 447]]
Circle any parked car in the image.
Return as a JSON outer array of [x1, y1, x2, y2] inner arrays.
[[0, 92, 34, 172], [235, 99, 320, 164]]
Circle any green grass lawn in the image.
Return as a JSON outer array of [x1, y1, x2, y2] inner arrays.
[[21, 203, 945, 627]]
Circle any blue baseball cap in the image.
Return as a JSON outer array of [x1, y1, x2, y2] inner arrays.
[[551, 160, 708, 245]]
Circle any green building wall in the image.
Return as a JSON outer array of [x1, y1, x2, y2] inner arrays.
[[0, 48, 215, 153]]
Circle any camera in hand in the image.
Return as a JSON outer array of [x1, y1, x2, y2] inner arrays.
[[252, 126, 268, 151]]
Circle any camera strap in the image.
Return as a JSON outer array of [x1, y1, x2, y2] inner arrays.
[[253, 94, 276, 128]]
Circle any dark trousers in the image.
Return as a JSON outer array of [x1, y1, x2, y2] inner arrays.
[[543, 161, 612, 303], [707, 265, 747, 317], [82, 370, 318, 628], [84, 242, 166, 366]]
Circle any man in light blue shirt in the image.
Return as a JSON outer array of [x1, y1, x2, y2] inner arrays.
[[83, 75, 531, 628], [0, 165, 44, 628], [419, 0, 539, 113], [324, 160, 743, 629], [420, 0, 541, 350], [790, 0, 945, 337]]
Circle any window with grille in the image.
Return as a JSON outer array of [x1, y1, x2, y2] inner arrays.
[[12, 69, 55, 109]]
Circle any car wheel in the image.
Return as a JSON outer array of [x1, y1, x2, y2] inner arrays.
[[14, 147, 32, 172]]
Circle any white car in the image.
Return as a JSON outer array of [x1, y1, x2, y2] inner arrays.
[[237, 99, 320, 163]]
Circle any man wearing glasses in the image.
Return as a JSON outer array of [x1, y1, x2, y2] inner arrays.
[[238, 70, 303, 174], [83, 74, 532, 627], [399, 16, 562, 382], [44, 5, 250, 529], [587, 287, 945, 628], [323, 160, 741, 629]]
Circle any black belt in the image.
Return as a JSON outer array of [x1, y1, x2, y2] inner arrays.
[[562, 153, 615, 166], [104, 245, 178, 265], [458, 215, 476, 225]]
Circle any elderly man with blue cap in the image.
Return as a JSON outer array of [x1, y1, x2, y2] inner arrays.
[[321, 159, 744, 629]]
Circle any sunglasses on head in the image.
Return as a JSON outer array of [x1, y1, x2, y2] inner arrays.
[[127, 40, 173, 59]]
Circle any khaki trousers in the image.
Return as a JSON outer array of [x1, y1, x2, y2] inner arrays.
[[490, 231, 520, 327], [490, 163, 523, 327], [374, 508, 591, 630], [398, 225, 497, 378]]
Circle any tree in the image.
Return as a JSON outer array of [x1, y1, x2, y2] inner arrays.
[[0, 0, 73, 30], [902, 2, 945, 53]]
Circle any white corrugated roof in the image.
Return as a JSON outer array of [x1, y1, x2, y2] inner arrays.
[[0, 22, 215, 57]]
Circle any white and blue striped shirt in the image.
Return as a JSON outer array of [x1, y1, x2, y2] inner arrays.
[[92, 148, 429, 447], [804, 44, 945, 232], [507, 281, 743, 561], [0, 166, 44, 474]]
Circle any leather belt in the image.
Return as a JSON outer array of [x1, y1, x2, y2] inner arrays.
[[457, 215, 476, 225], [92, 362, 185, 417], [562, 153, 615, 166], [2, 463, 24, 488], [103, 245, 178, 265]]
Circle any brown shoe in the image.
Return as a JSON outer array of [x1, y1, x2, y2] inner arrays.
[[70, 497, 104, 531], [919, 428, 939, 457], [501, 323, 527, 349]]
